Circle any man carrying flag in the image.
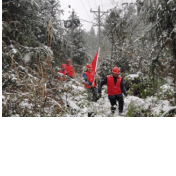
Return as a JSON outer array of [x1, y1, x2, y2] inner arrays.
[[82, 49, 99, 101], [82, 64, 97, 101]]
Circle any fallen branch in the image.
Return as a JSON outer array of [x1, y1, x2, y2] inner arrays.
[[47, 97, 61, 108], [161, 106, 176, 117]]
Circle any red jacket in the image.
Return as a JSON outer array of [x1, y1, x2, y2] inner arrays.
[[65, 64, 74, 77], [84, 71, 96, 89], [58, 70, 67, 81], [107, 75, 122, 95]]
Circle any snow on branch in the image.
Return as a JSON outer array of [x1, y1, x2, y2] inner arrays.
[[161, 106, 176, 117]]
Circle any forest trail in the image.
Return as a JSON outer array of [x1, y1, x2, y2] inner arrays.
[[64, 87, 117, 117], [60, 79, 176, 117], [2, 72, 176, 117], [2, 0, 176, 117]]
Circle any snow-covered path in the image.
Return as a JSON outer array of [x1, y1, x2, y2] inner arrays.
[[3, 78, 175, 117], [62, 83, 176, 117]]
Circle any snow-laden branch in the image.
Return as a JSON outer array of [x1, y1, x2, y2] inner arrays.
[[134, 18, 163, 43], [161, 106, 176, 117], [47, 97, 61, 108]]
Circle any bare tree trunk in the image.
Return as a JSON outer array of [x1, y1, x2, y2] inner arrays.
[[111, 36, 114, 60], [173, 46, 176, 87]]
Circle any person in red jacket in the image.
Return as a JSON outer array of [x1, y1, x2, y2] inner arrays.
[[65, 59, 74, 78], [98, 67, 127, 115], [82, 64, 97, 101], [58, 64, 68, 81]]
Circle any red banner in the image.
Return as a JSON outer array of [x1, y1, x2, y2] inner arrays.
[[91, 49, 99, 73]]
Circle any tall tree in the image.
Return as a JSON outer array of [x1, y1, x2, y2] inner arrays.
[[137, 0, 176, 83]]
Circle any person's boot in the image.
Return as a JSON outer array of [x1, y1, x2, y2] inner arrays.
[[111, 107, 116, 114], [119, 112, 123, 116], [88, 112, 95, 117]]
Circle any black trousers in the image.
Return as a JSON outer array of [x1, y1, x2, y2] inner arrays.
[[108, 95, 124, 113]]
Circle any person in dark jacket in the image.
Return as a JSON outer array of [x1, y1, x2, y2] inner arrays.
[[98, 67, 127, 115]]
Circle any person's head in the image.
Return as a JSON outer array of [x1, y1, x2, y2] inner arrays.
[[61, 64, 66, 70], [66, 59, 71, 65], [112, 67, 120, 78], [86, 64, 92, 73]]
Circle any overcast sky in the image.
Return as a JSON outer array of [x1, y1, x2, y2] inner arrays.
[[59, 0, 136, 31]]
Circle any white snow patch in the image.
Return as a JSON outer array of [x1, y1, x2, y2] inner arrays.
[[125, 73, 139, 80], [22, 54, 31, 64], [160, 84, 174, 92], [27, 73, 39, 80], [161, 106, 176, 117], [2, 95, 5, 100], [11, 114, 20, 117], [68, 100, 80, 110], [165, 77, 174, 85], [11, 74, 17, 81], [72, 85, 85, 91], [20, 100, 32, 109], [167, 0, 173, 4], [152, 100, 170, 116], [123, 95, 175, 117], [10, 48, 18, 54]]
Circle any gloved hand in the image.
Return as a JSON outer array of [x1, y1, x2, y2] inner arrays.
[[98, 93, 102, 98]]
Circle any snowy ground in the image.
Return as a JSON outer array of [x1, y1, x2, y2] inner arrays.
[[2, 78, 175, 117], [61, 83, 176, 117]]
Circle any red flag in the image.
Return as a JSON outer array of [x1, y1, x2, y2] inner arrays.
[[91, 49, 99, 73]]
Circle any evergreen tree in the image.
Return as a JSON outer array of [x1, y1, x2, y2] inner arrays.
[[2, 0, 65, 69], [103, 8, 128, 60], [137, 0, 176, 84]]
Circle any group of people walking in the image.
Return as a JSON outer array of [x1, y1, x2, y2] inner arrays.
[[58, 61, 127, 115]]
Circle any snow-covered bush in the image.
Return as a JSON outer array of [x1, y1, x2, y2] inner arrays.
[[124, 73, 154, 98], [156, 84, 175, 106], [126, 100, 143, 117]]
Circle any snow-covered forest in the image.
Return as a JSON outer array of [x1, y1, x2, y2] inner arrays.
[[2, 0, 176, 117]]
